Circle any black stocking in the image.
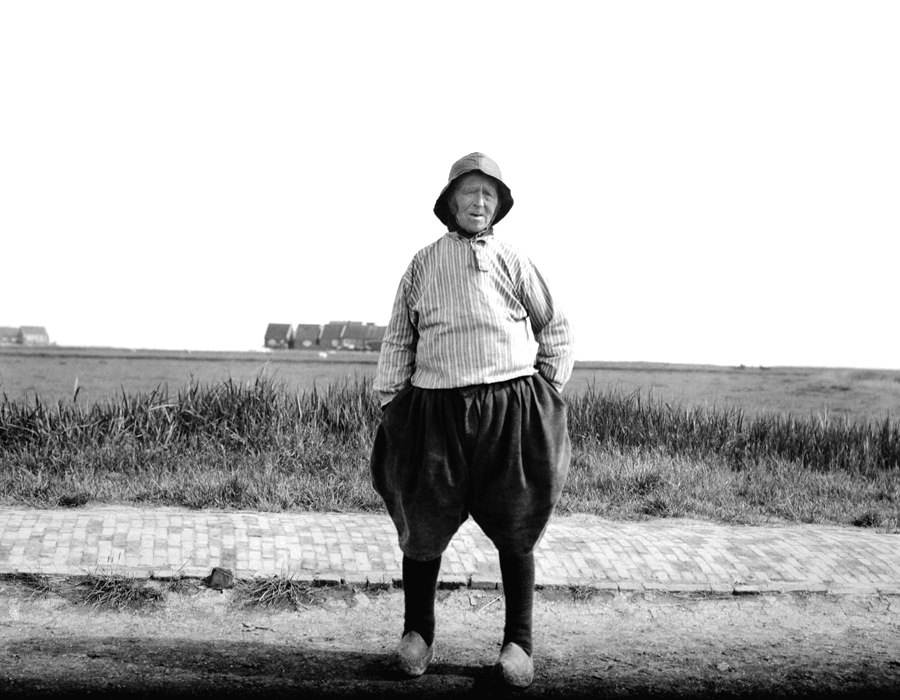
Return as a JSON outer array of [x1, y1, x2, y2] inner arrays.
[[499, 551, 535, 656], [401, 555, 441, 646]]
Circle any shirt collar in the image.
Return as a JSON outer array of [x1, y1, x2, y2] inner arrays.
[[447, 228, 493, 272], [447, 227, 494, 243]]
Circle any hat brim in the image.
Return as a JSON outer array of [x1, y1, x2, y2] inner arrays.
[[433, 170, 514, 229]]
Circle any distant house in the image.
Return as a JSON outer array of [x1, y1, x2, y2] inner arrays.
[[263, 323, 293, 350], [320, 321, 348, 349], [277, 319, 385, 352], [293, 323, 322, 349], [364, 324, 387, 352], [17, 326, 50, 346], [340, 321, 369, 350], [0, 326, 19, 346]]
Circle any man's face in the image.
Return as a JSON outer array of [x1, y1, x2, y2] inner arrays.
[[450, 173, 499, 234]]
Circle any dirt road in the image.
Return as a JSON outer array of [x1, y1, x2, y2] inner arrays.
[[1, 577, 899, 698]]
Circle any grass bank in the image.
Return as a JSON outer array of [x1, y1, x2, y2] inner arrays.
[[1, 375, 898, 531]]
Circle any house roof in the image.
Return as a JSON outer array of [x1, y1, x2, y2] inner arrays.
[[341, 322, 368, 340], [293, 324, 321, 341], [320, 321, 348, 341], [19, 326, 49, 336], [264, 323, 293, 341], [365, 325, 387, 341]]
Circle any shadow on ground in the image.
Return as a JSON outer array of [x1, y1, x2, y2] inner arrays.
[[3, 635, 899, 700]]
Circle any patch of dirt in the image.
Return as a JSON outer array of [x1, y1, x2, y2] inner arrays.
[[1, 577, 899, 698]]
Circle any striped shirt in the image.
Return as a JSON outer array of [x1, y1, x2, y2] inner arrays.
[[374, 229, 575, 405]]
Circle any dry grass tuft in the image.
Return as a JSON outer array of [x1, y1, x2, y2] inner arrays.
[[76, 569, 166, 611], [233, 575, 333, 610]]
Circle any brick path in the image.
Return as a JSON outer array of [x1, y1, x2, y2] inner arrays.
[[1, 506, 898, 595]]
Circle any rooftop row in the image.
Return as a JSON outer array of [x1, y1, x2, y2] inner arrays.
[[264, 321, 386, 352]]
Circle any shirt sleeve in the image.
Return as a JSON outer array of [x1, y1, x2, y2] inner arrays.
[[373, 264, 418, 406], [519, 258, 575, 392]]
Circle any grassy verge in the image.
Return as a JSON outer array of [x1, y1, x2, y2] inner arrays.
[[1, 570, 365, 613], [4, 570, 168, 610], [1, 375, 898, 531]]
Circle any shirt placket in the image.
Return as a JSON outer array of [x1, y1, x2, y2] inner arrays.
[[470, 236, 489, 272]]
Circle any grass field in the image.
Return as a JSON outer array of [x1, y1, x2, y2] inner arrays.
[[3, 346, 900, 422], [2, 347, 898, 532]]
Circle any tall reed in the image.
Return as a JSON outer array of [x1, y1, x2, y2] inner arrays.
[[1, 374, 898, 527], [0, 374, 380, 453], [566, 385, 899, 474]]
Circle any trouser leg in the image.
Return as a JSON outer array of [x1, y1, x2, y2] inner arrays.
[[499, 551, 535, 656], [469, 375, 570, 557], [402, 555, 442, 646], [371, 387, 469, 561]]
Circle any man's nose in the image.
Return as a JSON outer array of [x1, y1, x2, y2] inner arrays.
[[474, 191, 485, 206]]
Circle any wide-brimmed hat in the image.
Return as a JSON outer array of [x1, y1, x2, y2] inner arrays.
[[433, 152, 514, 229]]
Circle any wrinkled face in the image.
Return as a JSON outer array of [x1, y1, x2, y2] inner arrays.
[[449, 173, 499, 234]]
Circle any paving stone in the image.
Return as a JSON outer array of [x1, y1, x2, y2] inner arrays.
[[826, 585, 880, 595], [617, 581, 644, 592], [438, 575, 468, 589], [0, 507, 898, 596], [469, 579, 499, 590]]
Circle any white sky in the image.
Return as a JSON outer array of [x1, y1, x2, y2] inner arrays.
[[2, 1, 898, 369]]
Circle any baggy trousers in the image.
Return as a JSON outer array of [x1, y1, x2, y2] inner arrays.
[[370, 373, 571, 561]]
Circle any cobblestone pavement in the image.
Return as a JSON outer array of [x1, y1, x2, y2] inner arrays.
[[1, 506, 898, 595]]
